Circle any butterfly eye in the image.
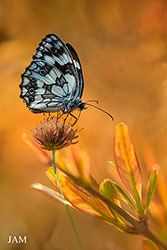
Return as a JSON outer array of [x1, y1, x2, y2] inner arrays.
[[40, 69, 46, 76], [29, 88, 35, 94]]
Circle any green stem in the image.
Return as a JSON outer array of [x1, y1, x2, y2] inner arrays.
[[52, 150, 83, 250]]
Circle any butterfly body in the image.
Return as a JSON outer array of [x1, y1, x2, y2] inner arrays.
[[20, 34, 85, 114]]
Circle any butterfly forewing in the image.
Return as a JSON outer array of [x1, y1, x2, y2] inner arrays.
[[20, 34, 84, 113]]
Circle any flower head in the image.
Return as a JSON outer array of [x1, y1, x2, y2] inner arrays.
[[32, 116, 78, 151]]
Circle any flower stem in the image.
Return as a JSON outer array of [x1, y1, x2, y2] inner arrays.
[[52, 150, 83, 250]]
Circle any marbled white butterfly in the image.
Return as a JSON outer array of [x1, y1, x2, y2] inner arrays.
[[20, 33, 85, 114], [19, 34, 113, 120]]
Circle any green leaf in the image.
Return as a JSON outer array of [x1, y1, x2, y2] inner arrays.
[[145, 170, 157, 216], [99, 179, 123, 223], [99, 179, 119, 204], [99, 179, 137, 225], [111, 181, 138, 213]]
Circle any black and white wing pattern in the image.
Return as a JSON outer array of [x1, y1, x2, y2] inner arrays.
[[19, 34, 85, 113]]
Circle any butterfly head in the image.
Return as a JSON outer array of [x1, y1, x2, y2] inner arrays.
[[76, 100, 86, 111], [63, 99, 86, 113]]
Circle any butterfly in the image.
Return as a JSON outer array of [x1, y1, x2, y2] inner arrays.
[[20, 33, 114, 121], [19, 33, 85, 116]]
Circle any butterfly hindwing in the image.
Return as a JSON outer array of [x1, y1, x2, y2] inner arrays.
[[66, 43, 84, 98], [20, 34, 84, 113]]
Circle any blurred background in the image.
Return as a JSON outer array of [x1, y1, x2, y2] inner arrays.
[[0, 0, 167, 249]]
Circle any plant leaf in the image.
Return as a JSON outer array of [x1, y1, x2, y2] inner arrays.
[[99, 179, 120, 204], [156, 167, 167, 211], [145, 169, 157, 215], [66, 175, 129, 232], [143, 240, 160, 250], [55, 146, 90, 182], [46, 167, 99, 217], [22, 133, 52, 165], [109, 181, 138, 213], [31, 183, 72, 206], [114, 123, 144, 219], [149, 201, 166, 233], [99, 179, 127, 225], [46, 167, 129, 232]]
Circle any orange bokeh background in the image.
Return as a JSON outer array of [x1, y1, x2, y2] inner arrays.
[[0, 0, 167, 249]]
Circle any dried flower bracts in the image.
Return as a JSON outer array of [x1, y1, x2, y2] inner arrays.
[[32, 116, 78, 151]]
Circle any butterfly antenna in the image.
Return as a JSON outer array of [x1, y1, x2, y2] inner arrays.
[[86, 103, 114, 120], [86, 99, 99, 104]]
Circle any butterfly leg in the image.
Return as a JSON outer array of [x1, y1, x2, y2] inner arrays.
[[70, 110, 81, 126], [57, 111, 63, 120], [62, 113, 70, 126]]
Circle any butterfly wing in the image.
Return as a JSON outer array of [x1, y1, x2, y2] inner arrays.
[[19, 34, 84, 113], [65, 43, 84, 98]]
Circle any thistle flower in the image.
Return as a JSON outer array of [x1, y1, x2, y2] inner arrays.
[[32, 116, 78, 151]]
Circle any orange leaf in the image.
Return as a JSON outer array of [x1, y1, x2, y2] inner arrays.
[[143, 240, 160, 250], [22, 133, 51, 165], [114, 123, 142, 199], [66, 146, 90, 178], [55, 146, 90, 182], [46, 167, 129, 230], [66, 178, 114, 220], [156, 169, 167, 211], [149, 201, 166, 231], [46, 167, 100, 217]]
